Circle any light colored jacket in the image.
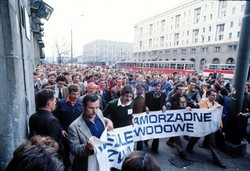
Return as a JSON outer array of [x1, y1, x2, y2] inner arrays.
[[68, 110, 110, 171]]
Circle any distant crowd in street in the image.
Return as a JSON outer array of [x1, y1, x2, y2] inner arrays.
[[5, 64, 250, 171]]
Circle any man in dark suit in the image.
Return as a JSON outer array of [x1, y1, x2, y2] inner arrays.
[[145, 81, 166, 153], [45, 75, 68, 101], [98, 79, 110, 104], [29, 89, 66, 165]]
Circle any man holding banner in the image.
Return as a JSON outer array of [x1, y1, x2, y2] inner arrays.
[[145, 81, 166, 153], [103, 85, 134, 171], [167, 83, 197, 158], [186, 89, 226, 168], [103, 85, 134, 128], [68, 93, 113, 171]]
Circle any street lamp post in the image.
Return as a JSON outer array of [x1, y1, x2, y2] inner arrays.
[[71, 15, 84, 66]]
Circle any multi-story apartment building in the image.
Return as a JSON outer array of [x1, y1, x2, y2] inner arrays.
[[133, 0, 246, 71], [81, 40, 133, 65]]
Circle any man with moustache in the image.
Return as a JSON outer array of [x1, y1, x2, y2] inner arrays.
[[68, 93, 113, 171]]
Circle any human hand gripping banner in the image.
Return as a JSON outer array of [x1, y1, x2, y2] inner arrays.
[[91, 126, 134, 171], [91, 107, 222, 170]]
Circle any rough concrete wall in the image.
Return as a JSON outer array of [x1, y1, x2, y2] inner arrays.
[[0, 0, 36, 169], [0, 2, 15, 168]]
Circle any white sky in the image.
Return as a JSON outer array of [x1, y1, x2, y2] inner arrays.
[[43, 0, 185, 57]]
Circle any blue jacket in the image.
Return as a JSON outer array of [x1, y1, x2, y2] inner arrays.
[[54, 98, 83, 131]]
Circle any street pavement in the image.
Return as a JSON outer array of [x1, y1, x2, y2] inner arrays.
[[140, 137, 250, 171]]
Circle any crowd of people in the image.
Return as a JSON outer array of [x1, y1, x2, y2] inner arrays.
[[6, 64, 250, 171]]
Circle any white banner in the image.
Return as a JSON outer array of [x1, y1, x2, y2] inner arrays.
[[133, 107, 223, 141], [92, 107, 222, 170], [93, 126, 134, 170]]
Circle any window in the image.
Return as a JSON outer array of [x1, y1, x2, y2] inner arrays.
[[210, 14, 213, 20], [140, 28, 143, 37], [212, 58, 220, 64], [208, 36, 211, 41], [204, 16, 206, 21], [201, 47, 208, 53], [230, 21, 234, 28], [191, 48, 196, 54], [200, 58, 206, 70], [217, 24, 225, 32], [161, 20, 165, 32], [175, 14, 181, 28], [174, 33, 180, 45], [209, 26, 211, 32], [187, 31, 189, 36], [194, 8, 201, 24], [160, 36, 164, 47], [170, 63, 176, 69], [149, 24, 153, 35], [219, 0, 227, 9], [229, 32, 232, 39], [228, 45, 237, 51], [215, 46, 220, 52], [216, 24, 225, 41], [173, 50, 177, 54], [181, 49, 186, 54], [219, 35, 223, 41], [177, 64, 184, 69], [203, 27, 205, 33], [241, 4, 245, 13], [192, 29, 199, 43], [232, 7, 236, 14], [201, 35, 204, 42], [220, 11, 226, 18], [139, 41, 142, 50], [149, 39, 152, 49], [226, 58, 235, 64], [237, 31, 240, 38]]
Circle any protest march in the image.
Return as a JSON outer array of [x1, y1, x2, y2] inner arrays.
[[93, 107, 222, 170], [6, 64, 250, 171]]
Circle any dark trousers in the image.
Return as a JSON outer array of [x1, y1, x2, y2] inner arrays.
[[136, 141, 143, 151], [186, 133, 221, 161], [62, 137, 71, 167], [151, 138, 159, 152], [168, 136, 184, 153]]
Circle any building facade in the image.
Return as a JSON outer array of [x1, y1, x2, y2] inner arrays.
[[133, 0, 246, 71], [0, 0, 53, 169], [81, 40, 133, 65]]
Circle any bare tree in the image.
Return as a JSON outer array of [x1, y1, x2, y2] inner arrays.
[[54, 37, 70, 64]]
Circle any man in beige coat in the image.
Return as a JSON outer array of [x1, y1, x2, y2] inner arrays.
[[68, 93, 113, 171]]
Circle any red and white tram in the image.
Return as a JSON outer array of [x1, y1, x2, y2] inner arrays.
[[116, 61, 195, 75], [203, 64, 235, 79]]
